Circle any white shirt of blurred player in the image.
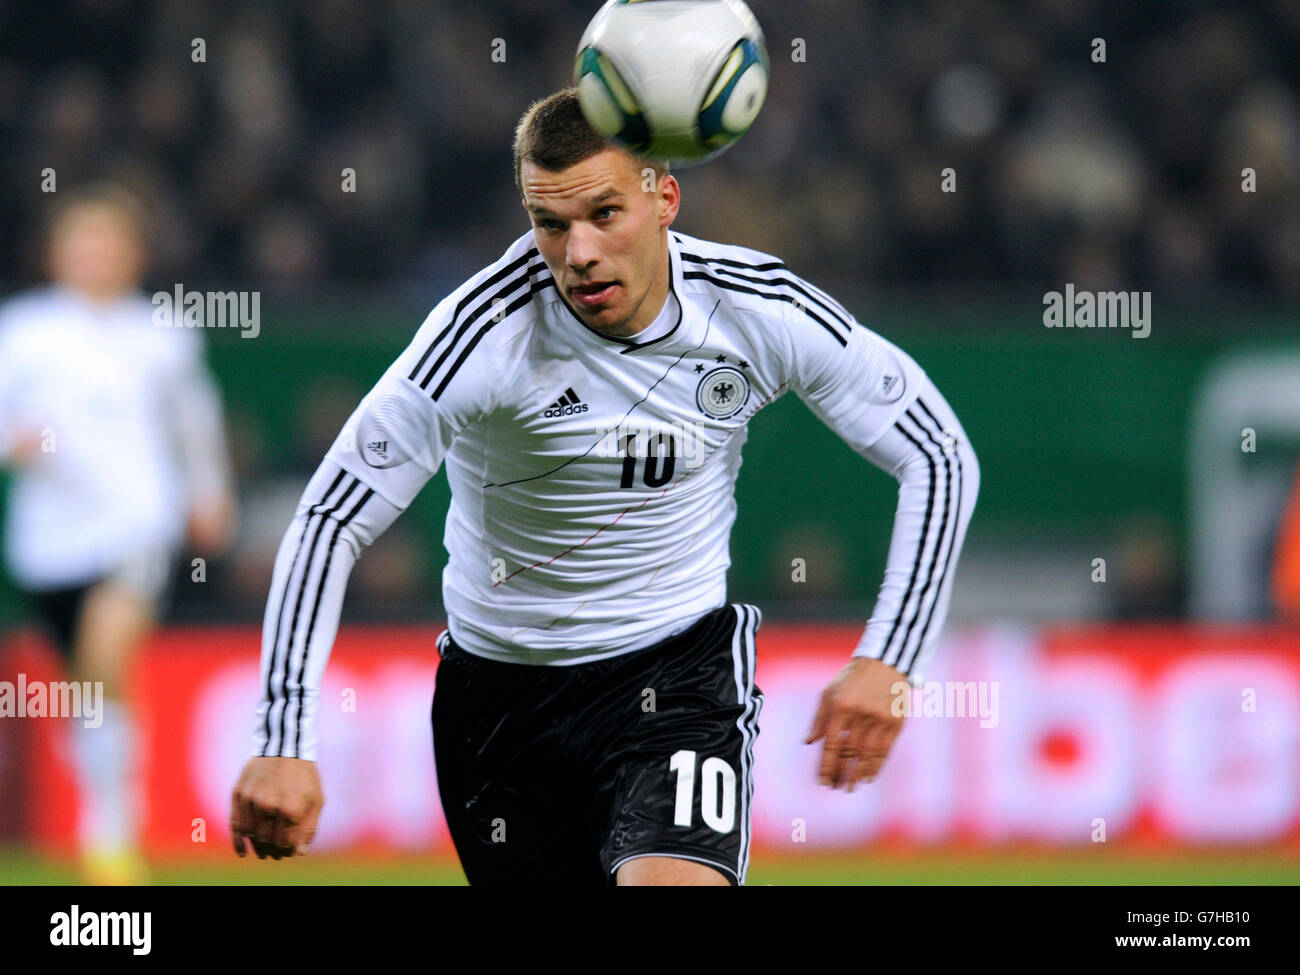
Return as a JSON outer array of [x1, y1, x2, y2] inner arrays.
[[0, 285, 205, 589]]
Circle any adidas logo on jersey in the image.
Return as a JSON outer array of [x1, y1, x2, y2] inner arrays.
[[366, 440, 389, 459], [876, 371, 905, 404], [543, 387, 589, 418]]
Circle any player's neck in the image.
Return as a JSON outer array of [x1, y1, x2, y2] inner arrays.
[[58, 281, 133, 306], [616, 240, 671, 338]]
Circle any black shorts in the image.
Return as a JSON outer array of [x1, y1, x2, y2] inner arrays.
[[24, 581, 97, 661], [431, 602, 764, 887], [18, 546, 175, 662]]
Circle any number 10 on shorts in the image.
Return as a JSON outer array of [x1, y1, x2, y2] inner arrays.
[[669, 749, 737, 833]]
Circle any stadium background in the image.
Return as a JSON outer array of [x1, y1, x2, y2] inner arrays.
[[1, 0, 1298, 884]]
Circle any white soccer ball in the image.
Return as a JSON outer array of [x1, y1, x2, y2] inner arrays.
[[574, 0, 769, 166]]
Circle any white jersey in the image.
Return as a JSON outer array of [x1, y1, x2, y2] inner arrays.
[[254, 230, 979, 760], [0, 285, 230, 589]]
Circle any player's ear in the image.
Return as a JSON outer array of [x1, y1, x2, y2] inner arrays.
[[658, 174, 680, 228]]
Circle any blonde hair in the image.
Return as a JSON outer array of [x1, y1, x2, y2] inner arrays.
[[45, 181, 148, 246]]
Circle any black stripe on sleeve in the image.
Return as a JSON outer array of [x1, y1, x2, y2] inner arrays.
[[893, 408, 957, 675], [416, 262, 547, 392], [287, 486, 375, 758], [681, 269, 848, 347], [406, 249, 539, 382], [790, 274, 854, 328], [877, 418, 940, 670], [271, 477, 365, 755], [430, 277, 556, 400], [677, 250, 785, 273], [261, 469, 351, 756], [267, 477, 364, 756], [680, 252, 853, 339], [901, 398, 967, 674]]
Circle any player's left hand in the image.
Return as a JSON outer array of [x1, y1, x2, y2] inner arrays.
[[806, 657, 906, 791]]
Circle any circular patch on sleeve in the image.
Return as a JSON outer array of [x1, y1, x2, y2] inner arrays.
[[355, 394, 423, 469], [869, 348, 908, 404]]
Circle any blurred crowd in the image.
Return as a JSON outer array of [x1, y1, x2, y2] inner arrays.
[[0, 0, 1298, 304]]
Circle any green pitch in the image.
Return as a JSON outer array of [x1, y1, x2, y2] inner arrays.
[[3, 847, 1297, 885]]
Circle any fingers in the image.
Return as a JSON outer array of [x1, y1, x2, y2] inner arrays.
[[233, 805, 277, 860], [807, 657, 915, 792], [230, 792, 249, 857], [231, 790, 307, 860], [816, 711, 853, 787], [231, 794, 242, 856], [842, 715, 877, 792], [267, 807, 295, 859], [261, 798, 313, 859], [292, 801, 322, 856], [805, 691, 832, 745], [811, 701, 904, 791], [867, 720, 902, 779], [847, 719, 900, 790]]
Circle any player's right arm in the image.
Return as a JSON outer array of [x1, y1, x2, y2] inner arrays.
[[231, 266, 511, 858], [231, 454, 410, 858]]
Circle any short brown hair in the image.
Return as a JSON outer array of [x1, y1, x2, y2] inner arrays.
[[513, 87, 668, 195]]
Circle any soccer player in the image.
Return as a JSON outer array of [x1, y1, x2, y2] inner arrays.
[[231, 89, 979, 886], [0, 184, 236, 883]]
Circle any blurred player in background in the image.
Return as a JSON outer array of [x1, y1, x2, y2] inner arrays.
[[0, 184, 236, 883]]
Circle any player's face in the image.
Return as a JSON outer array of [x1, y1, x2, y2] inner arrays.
[[522, 148, 679, 338], [47, 204, 146, 302]]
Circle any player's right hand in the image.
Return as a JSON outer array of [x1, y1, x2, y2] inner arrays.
[[231, 756, 323, 860]]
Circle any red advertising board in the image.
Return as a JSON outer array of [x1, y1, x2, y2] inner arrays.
[[3, 622, 1299, 856]]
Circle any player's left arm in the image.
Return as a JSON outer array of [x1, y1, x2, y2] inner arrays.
[[779, 284, 980, 790]]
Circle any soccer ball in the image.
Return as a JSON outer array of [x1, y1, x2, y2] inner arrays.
[[574, 0, 769, 166]]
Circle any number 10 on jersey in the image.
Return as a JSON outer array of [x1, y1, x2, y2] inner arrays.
[[619, 432, 677, 488]]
